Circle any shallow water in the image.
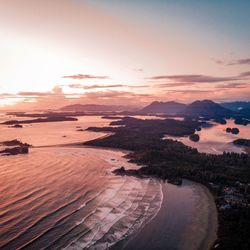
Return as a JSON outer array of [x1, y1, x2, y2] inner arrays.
[[0, 147, 162, 249], [166, 119, 250, 154], [0, 116, 162, 249], [0, 116, 110, 146]]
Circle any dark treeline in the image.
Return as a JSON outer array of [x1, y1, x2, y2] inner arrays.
[[233, 139, 250, 147]]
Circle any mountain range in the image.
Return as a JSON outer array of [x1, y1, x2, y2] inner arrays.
[[138, 99, 234, 118], [61, 100, 250, 118]]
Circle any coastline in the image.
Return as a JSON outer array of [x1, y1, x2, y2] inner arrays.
[[182, 182, 218, 250], [68, 139, 219, 250], [112, 180, 218, 250], [30, 132, 220, 250], [2, 113, 249, 249]]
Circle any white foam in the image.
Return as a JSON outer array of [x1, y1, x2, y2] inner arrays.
[[65, 178, 163, 250]]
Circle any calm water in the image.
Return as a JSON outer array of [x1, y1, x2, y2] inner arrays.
[[0, 115, 217, 249], [0, 147, 162, 249], [166, 119, 250, 154], [0, 116, 162, 249], [0, 115, 110, 146]]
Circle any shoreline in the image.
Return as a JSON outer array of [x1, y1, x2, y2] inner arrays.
[[30, 144, 218, 249], [112, 180, 218, 250], [189, 182, 218, 250], [54, 141, 219, 249], [28, 138, 219, 249]]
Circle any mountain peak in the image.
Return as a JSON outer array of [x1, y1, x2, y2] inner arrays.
[[139, 101, 186, 115], [178, 100, 233, 118]]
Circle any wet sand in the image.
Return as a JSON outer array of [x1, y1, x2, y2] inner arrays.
[[113, 180, 218, 250]]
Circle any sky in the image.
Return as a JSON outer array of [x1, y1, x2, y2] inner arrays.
[[0, 0, 250, 110]]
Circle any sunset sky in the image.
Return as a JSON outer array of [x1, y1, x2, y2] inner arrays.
[[0, 0, 250, 110]]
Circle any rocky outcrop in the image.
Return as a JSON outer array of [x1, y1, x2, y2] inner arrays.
[[0, 146, 29, 155], [0, 140, 30, 156]]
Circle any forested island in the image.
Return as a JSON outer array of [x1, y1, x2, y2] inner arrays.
[[233, 139, 250, 147], [2, 116, 78, 125], [85, 117, 250, 250]]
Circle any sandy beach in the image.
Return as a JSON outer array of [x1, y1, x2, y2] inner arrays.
[[113, 180, 218, 250]]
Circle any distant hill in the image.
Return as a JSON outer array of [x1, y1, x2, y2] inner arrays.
[[178, 100, 233, 118], [221, 101, 250, 111], [138, 101, 186, 115], [61, 104, 131, 112]]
